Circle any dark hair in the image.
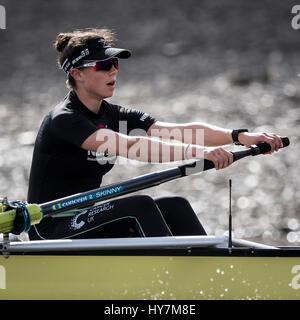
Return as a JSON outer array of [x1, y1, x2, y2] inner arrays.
[[54, 28, 116, 89]]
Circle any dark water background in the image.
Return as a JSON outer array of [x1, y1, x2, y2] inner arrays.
[[0, 0, 299, 244]]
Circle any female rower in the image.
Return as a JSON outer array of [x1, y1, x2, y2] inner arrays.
[[27, 28, 282, 240]]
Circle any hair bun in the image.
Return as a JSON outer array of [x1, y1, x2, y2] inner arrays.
[[55, 33, 74, 53]]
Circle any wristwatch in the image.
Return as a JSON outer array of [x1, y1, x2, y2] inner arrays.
[[232, 129, 248, 145]]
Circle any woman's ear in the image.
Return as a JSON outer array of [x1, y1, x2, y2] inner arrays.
[[70, 68, 84, 82]]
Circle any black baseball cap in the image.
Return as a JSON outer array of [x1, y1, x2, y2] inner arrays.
[[61, 37, 131, 74]]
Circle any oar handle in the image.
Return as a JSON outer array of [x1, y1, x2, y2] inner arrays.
[[179, 136, 290, 175], [232, 136, 289, 162]]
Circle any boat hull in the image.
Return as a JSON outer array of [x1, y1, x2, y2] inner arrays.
[[1, 254, 300, 300]]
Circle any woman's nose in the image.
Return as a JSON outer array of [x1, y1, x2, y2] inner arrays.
[[109, 66, 118, 74]]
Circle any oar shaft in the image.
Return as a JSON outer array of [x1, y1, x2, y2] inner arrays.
[[40, 167, 183, 216], [40, 137, 290, 216], [0, 136, 290, 234]]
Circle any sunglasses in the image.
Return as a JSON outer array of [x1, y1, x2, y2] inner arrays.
[[77, 58, 119, 71]]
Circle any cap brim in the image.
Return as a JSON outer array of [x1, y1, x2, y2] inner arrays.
[[105, 47, 131, 59], [88, 47, 131, 61]]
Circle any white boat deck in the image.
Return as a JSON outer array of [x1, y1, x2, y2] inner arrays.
[[1, 235, 278, 253]]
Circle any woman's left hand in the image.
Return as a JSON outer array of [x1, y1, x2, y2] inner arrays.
[[238, 132, 283, 154]]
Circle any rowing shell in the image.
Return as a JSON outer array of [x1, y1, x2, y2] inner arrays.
[[1, 236, 300, 300]]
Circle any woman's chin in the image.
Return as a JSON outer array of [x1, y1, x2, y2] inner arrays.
[[91, 91, 113, 100], [104, 91, 114, 99]]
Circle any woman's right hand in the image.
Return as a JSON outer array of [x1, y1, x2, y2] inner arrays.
[[203, 147, 233, 170]]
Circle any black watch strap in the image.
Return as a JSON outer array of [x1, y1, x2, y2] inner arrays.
[[232, 129, 248, 145]]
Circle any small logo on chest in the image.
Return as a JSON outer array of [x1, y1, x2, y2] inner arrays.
[[86, 123, 116, 164]]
